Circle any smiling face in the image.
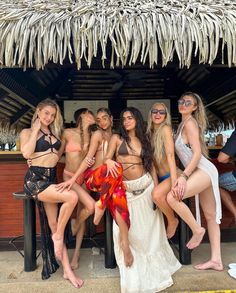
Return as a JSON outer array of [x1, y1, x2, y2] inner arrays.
[[37, 105, 57, 126], [178, 95, 197, 116], [96, 111, 112, 130], [151, 104, 167, 126], [122, 111, 136, 131]]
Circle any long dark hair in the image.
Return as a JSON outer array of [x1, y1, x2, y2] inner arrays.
[[73, 108, 97, 152], [120, 107, 153, 173]]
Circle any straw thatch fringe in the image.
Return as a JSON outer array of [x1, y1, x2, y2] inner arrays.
[[0, 0, 236, 70]]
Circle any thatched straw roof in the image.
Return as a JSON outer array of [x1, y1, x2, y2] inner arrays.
[[0, 0, 236, 70]]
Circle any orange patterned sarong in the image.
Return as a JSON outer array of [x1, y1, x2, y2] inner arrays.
[[84, 163, 130, 228]]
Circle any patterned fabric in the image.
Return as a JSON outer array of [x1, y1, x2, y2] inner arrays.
[[24, 166, 59, 279], [24, 166, 57, 198], [84, 163, 130, 228]]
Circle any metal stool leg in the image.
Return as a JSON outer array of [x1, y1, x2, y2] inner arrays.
[[105, 209, 116, 268], [24, 198, 37, 271], [178, 199, 191, 265]]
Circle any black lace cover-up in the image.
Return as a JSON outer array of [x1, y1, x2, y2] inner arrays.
[[24, 166, 59, 279]]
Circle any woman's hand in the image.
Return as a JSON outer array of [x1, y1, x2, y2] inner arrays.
[[31, 118, 41, 133], [172, 176, 187, 201], [56, 177, 76, 192], [105, 159, 120, 177], [85, 156, 95, 168], [27, 158, 32, 167]]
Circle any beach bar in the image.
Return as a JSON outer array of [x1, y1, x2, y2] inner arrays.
[[0, 0, 236, 271]]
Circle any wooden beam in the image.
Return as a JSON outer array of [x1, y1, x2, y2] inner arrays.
[[0, 70, 40, 107], [10, 105, 31, 124]]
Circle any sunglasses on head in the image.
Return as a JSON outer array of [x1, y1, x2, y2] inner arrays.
[[178, 99, 194, 107], [151, 109, 167, 115]]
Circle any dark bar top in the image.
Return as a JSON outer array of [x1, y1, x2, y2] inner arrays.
[[0, 151, 25, 162]]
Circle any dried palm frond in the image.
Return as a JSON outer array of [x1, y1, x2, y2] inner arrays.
[[0, 0, 236, 70]]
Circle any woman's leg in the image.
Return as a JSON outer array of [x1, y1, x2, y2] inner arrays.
[[38, 185, 78, 260], [167, 169, 211, 249], [62, 244, 84, 288], [70, 201, 86, 270], [194, 186, 223, 271], [43, 205, 84, 287], [115, 210, 133, 267], [64, 173, 95, 229], [152, 178, 178, 238]]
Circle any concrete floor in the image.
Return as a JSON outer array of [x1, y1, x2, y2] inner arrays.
[[0, 243, 236, 293]]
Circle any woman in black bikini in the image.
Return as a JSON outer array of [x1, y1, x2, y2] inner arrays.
[[20, 99, 83, 288]]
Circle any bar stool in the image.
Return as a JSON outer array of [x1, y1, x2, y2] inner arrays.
[[10, 191, 38, 272]]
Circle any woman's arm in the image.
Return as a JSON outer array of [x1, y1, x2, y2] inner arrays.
[[104, 134, 120, 177], [163, 125, 177, 187], [172, 119, 202, 200], [20, 118, 41, 159], [56, 130, 102, 191], [57, 130, 66, 159], [182, 119, 202, 177]]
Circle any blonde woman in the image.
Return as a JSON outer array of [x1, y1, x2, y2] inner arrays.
[[167, 92, 223, 271], [147, 102, 179, 239], [20, 99, 83, 287]]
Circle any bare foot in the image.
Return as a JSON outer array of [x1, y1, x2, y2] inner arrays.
[[63, 270, 84, 288], [93, 203, 105, 225], [186, 227, 206, 250], [194, 260, 224, 271], [121, 241, 134, 267], [52, 233, 64, 261], [167, 218, 179, 239], [70, 256, 80, 270]]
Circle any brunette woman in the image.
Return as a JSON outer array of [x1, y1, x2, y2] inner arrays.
[[60, 108, 96, 269], [57, 107, 133, 267], [105, 107, 181, 293]]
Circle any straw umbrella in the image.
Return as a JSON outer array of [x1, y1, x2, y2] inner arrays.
[[0, 0, 236, 70]]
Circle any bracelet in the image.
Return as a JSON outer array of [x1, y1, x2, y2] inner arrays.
[[180, 172, 189, 180]]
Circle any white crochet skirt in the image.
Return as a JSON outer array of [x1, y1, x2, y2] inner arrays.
[[113, 173, 181, 293]]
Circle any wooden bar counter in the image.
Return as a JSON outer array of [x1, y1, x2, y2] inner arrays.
[[0, 152, 34, 248], [0, 151, 105, 250]]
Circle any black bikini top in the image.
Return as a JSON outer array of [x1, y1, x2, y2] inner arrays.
[[35, 129, 61, 152], [117, 139, 142, 157]]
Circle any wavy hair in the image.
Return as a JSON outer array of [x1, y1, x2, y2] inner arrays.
[[146, 103, 171, 165], [180, 92, 208, 157], [32, 98, 63, 138], [119, 107, 153, 173]]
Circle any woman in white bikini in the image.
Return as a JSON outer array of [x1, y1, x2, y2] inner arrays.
[[167, 92, 223, 271]]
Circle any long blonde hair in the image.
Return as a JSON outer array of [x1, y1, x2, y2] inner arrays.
[[181, 92, 208, 157], [31, 98, 63, 138], [146, 102, 171, 165]]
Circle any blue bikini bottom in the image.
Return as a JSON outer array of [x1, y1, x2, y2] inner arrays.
[[158, 173, 170, 183]]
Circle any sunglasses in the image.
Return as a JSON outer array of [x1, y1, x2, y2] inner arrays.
[[151, 109, 167, 115], [178, 99, 195, 107]]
